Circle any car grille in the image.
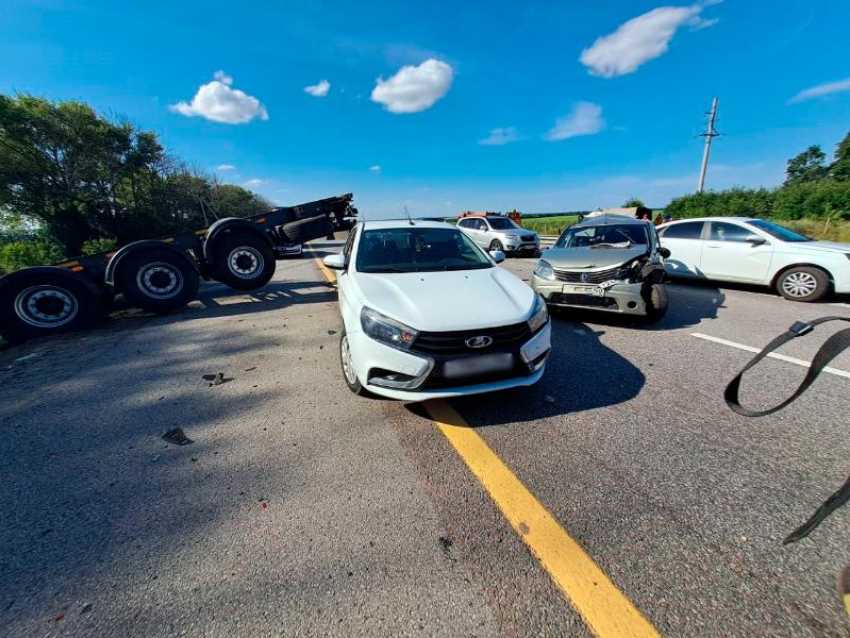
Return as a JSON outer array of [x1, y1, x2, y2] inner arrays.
[[411, 322, 532, 356], [554, 265, 621, 283], [548, 293, 618, 308], [520, 235, 536, 242]]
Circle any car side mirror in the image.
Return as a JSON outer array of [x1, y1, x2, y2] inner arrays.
[[658, 247, 671, 259], [323, 253, 346, 270], [489, 250, 506, 264], [745, 234, 767, 246]]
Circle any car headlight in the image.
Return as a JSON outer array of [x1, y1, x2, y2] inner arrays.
[[360, 307, 418, 350], [505, 234, 519, 240], [527, 294, 549, 333], [534, 260, 555, 281]]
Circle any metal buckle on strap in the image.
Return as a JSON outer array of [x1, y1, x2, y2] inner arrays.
[[789, 321, 813, 337]]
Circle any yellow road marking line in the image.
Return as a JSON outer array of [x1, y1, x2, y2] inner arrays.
[[313, 256, 337, 284], [425, 399, 661, 638]]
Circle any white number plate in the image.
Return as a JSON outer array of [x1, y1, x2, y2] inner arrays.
[[443, 353, 514, 378]]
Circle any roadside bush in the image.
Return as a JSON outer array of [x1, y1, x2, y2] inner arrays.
[[664, 187, 774, 220], [772, 180, 850, 221], [81, 237, 117, 255], [0, 236, 65, 274]]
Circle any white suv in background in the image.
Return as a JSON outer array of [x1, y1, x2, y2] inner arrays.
[[322, 220, 551, 400], [457, 215, 540, 256], [658, 217, 850, 302]]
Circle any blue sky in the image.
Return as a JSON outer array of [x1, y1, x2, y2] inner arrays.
[[2, 0, 849, 216]]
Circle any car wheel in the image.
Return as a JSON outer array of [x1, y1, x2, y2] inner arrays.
[[642, 283, 669, 323], [776, 267, 830, 302], [489, 239, 504, 252], [339, 329, 370, 396]]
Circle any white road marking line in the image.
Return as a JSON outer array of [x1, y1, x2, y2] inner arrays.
[[690, 333, 850, 379], [827, 302, 850, 309]]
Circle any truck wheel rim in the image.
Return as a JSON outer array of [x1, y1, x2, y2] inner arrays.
[[782, 272, 817, 298], [137, 262, 184, 299], [341, 335, 357, 385], [14, 285, 79, 328], [229, 247, 264, 279]]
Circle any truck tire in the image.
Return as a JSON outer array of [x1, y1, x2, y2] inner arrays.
[[281, 216, 334, 244], [211, 233, 276, 291], [776, 266, 830, 302], [116, 248, 199, 314], [0, 271, 103, 343]]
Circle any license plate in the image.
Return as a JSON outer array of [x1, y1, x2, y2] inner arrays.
[[592, 286, 606, 297], [570, 285, 596, 294], [443, 353, 514, 378]]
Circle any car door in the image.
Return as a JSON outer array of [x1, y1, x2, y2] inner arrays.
[[466, 218, 485, 247], [457, 219, 476, 245], [700, 221, 773, 283], [659, 221, 707, 278]]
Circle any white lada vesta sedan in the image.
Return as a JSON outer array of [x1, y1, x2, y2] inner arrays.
[[322, 220, 551, 400]]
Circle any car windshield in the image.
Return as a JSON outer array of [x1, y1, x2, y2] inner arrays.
[[486, 217, 518, 230], [356, 227, 494, 273], [748, 219, 811, 242], [555, 224, 649, 249]]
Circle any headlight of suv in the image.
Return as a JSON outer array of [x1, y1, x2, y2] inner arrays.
[[533, 260, 555, 281], [505, 234, 519, 241], [527, 294, 549, 333], [361, 307, 418, 350]]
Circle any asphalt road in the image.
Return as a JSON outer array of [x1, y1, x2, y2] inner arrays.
[[1, 236, 849, 637]]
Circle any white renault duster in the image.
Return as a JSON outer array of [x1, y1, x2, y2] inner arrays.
[[323, 220, 551, 400]]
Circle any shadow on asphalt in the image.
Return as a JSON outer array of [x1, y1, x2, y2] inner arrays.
[[549, 282, 725, 332], [407, 319, 646, 427]]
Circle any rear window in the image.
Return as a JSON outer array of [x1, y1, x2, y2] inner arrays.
[[661, 222, 704, 239]]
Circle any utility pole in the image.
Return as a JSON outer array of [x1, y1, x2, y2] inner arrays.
[[697, 97, 719, 193]]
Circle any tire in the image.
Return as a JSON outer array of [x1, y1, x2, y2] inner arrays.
[[116, 248, 200, 314], [211, 233, 276, 291], [0, 271, 103, 343], [339, 329, 370, 396], [642, 283, 669, 323], [489, 239, 504, 252], [281, 216, 334, 244], [776, 266, 830, 302]]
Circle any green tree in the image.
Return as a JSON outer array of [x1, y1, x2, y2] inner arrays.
[[622, 197, 646, 208], [785, 145, 827, 185], [829, 131, 850, 182], [0, 94, 267, 261]]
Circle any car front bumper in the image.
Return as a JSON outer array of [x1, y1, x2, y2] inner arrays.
[[348, 322, 551, 401], [503, 239, 540, 253], [532, 277, 649, 316]]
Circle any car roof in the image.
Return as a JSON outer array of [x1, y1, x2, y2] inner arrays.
[[357, 219, 454, 231], [661, 217, 755, 224], [573, 214, 648, 227]]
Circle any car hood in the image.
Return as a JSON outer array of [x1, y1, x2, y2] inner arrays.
[[541, 245, 648, 270], [354, 267, 534, 332], [789, 240, 850, 254]]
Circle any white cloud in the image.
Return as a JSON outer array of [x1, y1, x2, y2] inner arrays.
[[789, 77, 850, 103], [479, 127, 522, 146], [244, 178, 266, 187], [216, 164, 236, 171], [304, 79, 331, 97], [545, 102, 605, 141], [369, 165, 382, 172], [170, 71, 269, 124], [371, 59, 454, 114], [580, 3, 720, 78]]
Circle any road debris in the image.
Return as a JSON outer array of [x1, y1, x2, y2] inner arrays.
[[15, 352, 41, 363], [162, 428, 193, 446], [202, 372, 232, 386], [327, 330, 338, 335], [80, 603, 93, 615], [544, 395, 555, 404]]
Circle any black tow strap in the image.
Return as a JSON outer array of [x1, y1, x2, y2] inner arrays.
[[724, 316, 850, 544]]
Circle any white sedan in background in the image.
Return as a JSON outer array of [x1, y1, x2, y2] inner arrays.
[[658, 217, 850, 302], [322, 220, 551, 400]]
